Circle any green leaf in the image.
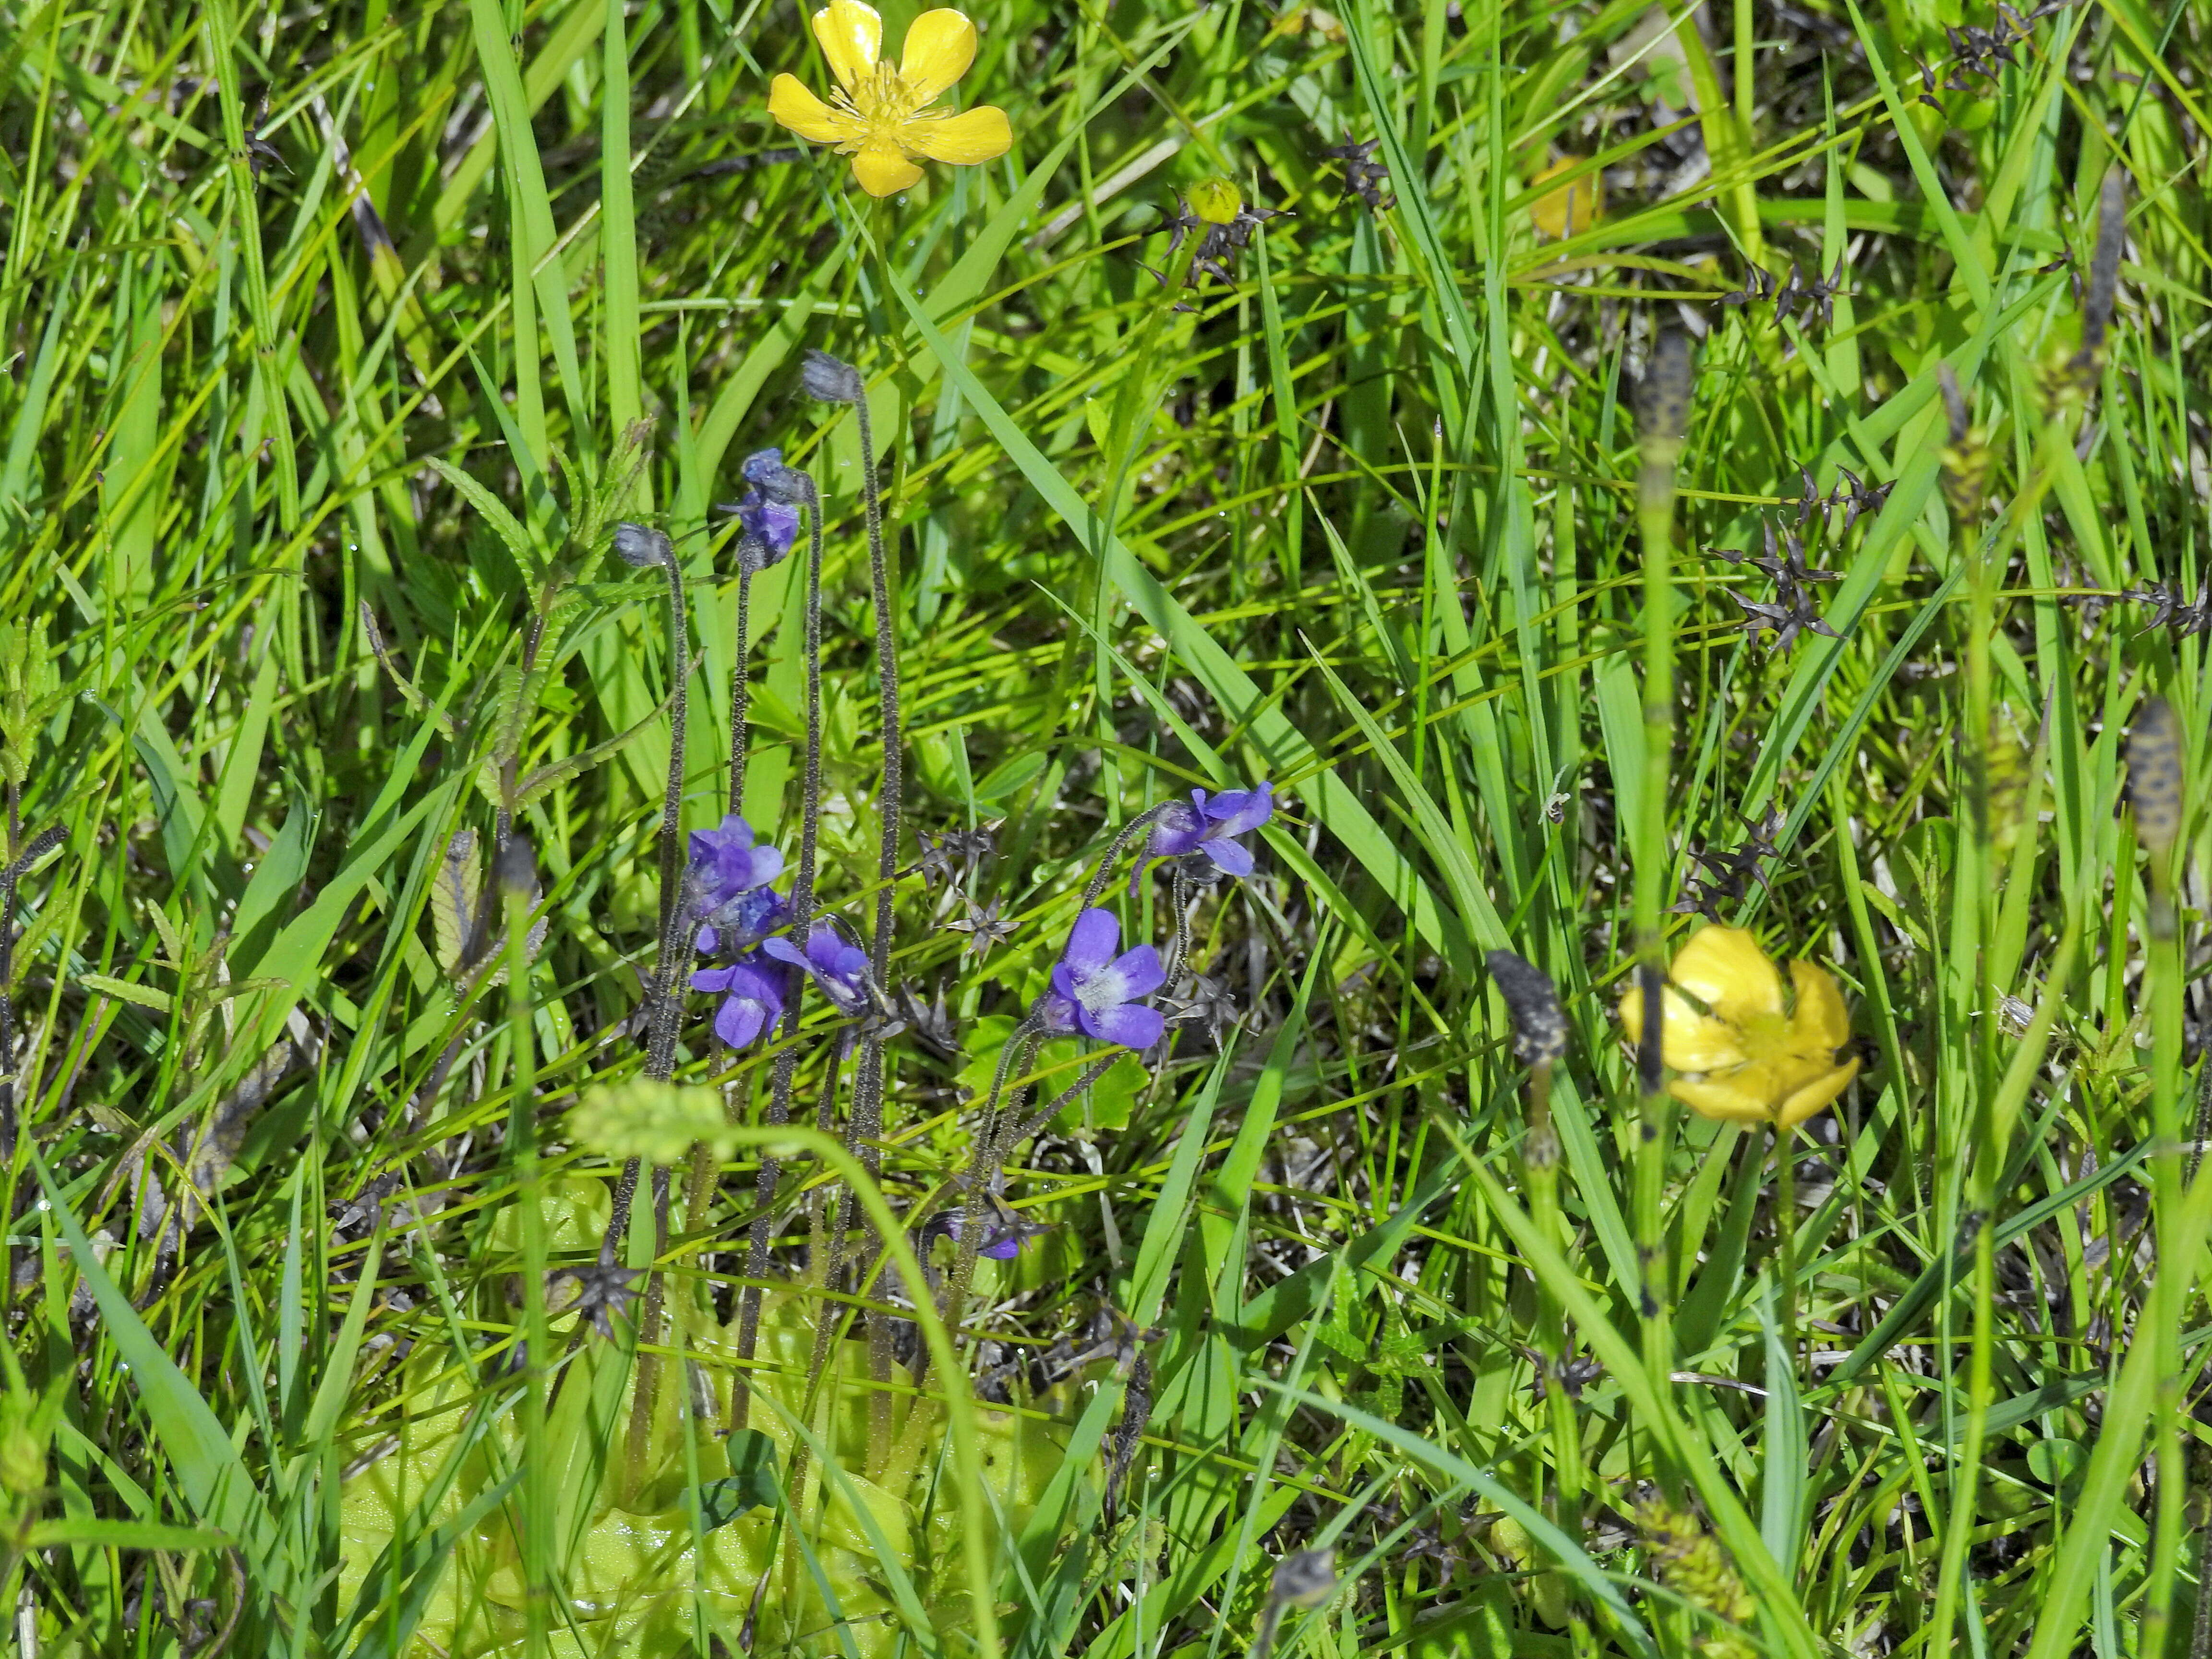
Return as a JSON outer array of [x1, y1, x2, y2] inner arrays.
[[511, 690, 672, 809], [79, 974, 172, 1014], [423, 455, 543, 588], [30, 1151, 285, 1595], [24, 1518, 231, 1551], [430, 827, 481, 978]]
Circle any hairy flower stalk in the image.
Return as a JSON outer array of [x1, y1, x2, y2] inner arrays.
[[732, 459, 826, 1433], [599, 525, 693, 1277], [802, 352, 907, 1463]]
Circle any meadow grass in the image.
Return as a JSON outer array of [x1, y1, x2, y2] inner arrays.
[[0, 0, 2208, 1652]]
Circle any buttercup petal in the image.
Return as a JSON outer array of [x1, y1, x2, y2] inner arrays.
[[851, 143, 924, 196], [1670, 926, 1786, 1025], [767, 74, 865, 144], [899, 8, 978, 104], [1776, 1056, 1859, 1130], [1620, 982, 1749, 1071], [902, 104, 1012, 165], [810, 0, 881, 91], [1787, 960, 1851, 1050], [1667, 1074, 1778, 1124]]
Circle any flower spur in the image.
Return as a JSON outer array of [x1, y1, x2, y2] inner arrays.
[[767, 0, 1012, 197]]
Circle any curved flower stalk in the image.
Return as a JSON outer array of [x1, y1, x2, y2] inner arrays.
[[768, 0, 1011, 197], [720, 448, 805, 817], [1615, 924, 1858, 1130]]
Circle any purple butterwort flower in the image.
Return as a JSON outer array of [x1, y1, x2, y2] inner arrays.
[[763, 923, 869, 1014], [688, 814, 785, 952], [725, 448, 801, 573], [1133, 781, 1274, 890], [1039, 908, 1166, 1050], [691, 956, 790, 1049], [697, 886, 789, 958], [921, 1210, 1053, 1260]]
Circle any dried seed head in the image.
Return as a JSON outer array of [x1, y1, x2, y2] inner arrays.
[[613, 522, 673, 569], [800, 349, 866, 405], [2128, 696, 2183, 858], [1636, 331, 1695, 448], [1268, 1548, 1339, 1610], [2080, 168, 2126, 362], [1486, 950, 1567, 1066]]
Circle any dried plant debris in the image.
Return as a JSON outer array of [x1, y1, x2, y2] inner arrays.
[[1320, 134, 1395, 211], [1720, 260, 1844, 331], [1710, 522, 1843, 654], [1912, 0, 2078, 102], [2119, 578, 2212, 637], [1671, 807, 1786, 920]]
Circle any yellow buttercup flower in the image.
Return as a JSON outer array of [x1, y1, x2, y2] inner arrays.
[[1617, 925, 1858, 1130], [767, 0, 1012, 198]]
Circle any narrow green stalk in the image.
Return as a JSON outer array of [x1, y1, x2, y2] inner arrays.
[[2133, 697, 2188, 1656], [1632, 333, 1691, 1401], [499, 838, 551, 1659]]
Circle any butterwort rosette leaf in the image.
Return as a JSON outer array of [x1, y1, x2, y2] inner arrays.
[[1039, 908, 1166, 1050], [1135, 781, 1274, 890], [693, 957, 792, 1049], [763, 923, 870, 1014], [688, 814, 787, 952]]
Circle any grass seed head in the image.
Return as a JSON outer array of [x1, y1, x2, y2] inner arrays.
[[2128, 696, 2183, 858]]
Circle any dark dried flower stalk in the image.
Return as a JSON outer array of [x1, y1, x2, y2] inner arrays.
[[2073, 168, 2126, 376]]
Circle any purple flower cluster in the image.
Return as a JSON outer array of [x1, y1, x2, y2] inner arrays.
[[684, 781, 1273, 1058]]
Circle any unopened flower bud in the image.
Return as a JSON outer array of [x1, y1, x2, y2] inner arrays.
[[613, 522, 673, 569], [800, 350, 866, 405], [1635, 331, 1694, 448]]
